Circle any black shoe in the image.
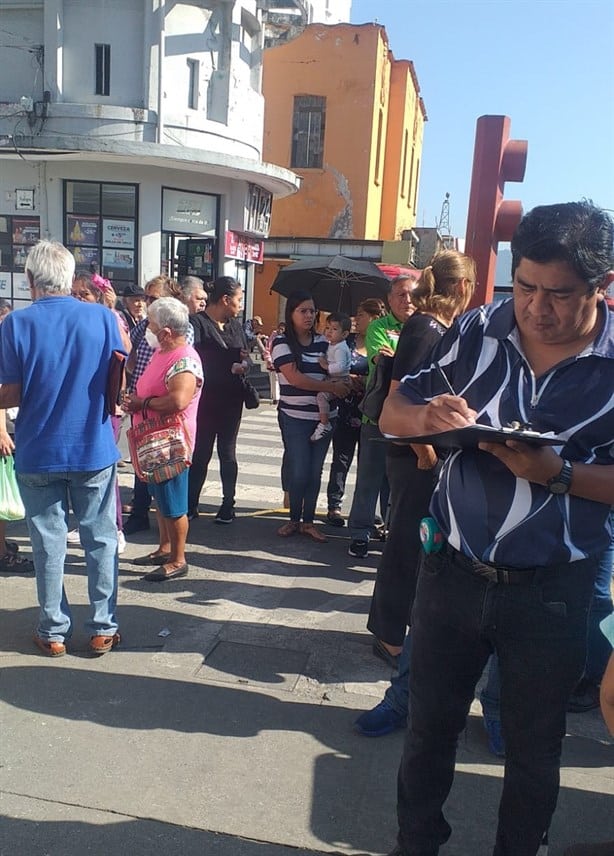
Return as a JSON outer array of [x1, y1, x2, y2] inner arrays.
[[326, 509, 346, 528], [123, 516, 150, 535], [215, 501, 235, 524], [567, 677, 600, 712], [348, 538, 369, 558]]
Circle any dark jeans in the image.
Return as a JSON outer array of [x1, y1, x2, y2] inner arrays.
[[188, 396, 243, 511], [396, 547, 597, 856], [326, 420, 361, 511], [347, 422, 389, 542], [367, 446, 439, 646], [278, 410, 334, 523]]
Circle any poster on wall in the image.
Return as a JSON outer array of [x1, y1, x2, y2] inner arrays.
[[13, 246, 28, 269], [0, 273, 11, 295], [12, 218, 40, 245], [102, 219, 134, 248], [103, 248, 134, 270], [69, 246, 99, 268], [12, 273, 29, 298], [66, 215, 99, 246]]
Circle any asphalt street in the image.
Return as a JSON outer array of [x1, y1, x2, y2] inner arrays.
[[1, 406, 612, 856]]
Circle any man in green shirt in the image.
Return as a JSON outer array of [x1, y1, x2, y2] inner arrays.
[[347, 275, 416, 559]]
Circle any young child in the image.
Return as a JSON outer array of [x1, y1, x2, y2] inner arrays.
[[311, 312, 352, 442]]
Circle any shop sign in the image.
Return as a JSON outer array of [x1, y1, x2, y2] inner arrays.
[[103, 219, 134, 248], [103, 248, 134, 270], [245, 184, 272, 237], [162, 189, 217, 236], [224, 230, 264, 264]]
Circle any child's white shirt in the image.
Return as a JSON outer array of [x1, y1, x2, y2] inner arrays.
[[326, 340, 352, 376]]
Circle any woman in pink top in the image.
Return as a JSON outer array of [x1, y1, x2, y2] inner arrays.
[[123, 297, 203, 581]]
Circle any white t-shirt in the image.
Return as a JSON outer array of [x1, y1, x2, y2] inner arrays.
[[326, 340, 352, 376]]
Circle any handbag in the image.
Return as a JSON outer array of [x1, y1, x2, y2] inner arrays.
[[0, 455, 26, 521], [106, 350, 126, 416], [126, 407, 193, 484], [242, 377, 260, 410], [358, 354, 395, 422]]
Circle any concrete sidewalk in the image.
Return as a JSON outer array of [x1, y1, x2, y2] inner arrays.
[[1, 408, 613, 856]]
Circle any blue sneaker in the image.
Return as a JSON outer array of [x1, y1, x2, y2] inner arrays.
[[354, 700, 407, 737], [483, 714, 506, 757]]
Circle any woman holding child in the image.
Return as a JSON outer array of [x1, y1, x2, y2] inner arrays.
[[272, 291, 350, 542]]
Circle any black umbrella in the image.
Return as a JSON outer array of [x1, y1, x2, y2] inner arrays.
[[270, 254, 392, 315]]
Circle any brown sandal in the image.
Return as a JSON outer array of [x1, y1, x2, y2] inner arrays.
[[89, 633, 121, 655], [300, 523, 328, 543], [277, 521, 300, 537]]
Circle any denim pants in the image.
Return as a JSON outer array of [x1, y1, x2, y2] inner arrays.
[[278, 410, 334, 523], [395, 547, 597, 856], [326, 419, 361, 511], [347, 423, 389, 542], [585, 508, 614, 683], [18, 466, 119, 641]]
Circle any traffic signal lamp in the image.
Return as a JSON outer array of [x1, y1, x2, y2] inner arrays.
[[465, 115, 528, 306]]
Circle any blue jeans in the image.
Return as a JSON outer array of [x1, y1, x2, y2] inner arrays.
[[18, 467, 119, 641], [396, 546, 597, 856], [586, 508, 614, 684], [348, 423, 389, 542], [278, 411, 334, 523]]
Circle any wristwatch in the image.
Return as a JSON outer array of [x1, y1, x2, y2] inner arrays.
[[546, 460, 573, 495]]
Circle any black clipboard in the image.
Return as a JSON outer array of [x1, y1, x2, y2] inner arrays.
[[382, 424, 565, 449]]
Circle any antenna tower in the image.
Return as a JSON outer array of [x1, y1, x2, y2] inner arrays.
[[437, 192, 454, 249]]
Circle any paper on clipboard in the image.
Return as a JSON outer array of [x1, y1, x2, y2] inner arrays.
[[382, 424, 565, 449]]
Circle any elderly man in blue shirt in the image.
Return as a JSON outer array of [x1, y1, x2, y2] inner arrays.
[[381, 201, 614, 856], [0, 241, 125, 658]]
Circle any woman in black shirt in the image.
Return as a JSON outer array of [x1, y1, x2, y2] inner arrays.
[[188, 277, 249, 524], [367, 251, 476, 659]]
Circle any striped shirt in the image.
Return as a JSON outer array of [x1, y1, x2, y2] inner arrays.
[[399, 298, 614, 567], [272, 333, 337, 421]]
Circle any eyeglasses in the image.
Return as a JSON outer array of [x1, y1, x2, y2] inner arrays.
[[71, 291, 93, 300]]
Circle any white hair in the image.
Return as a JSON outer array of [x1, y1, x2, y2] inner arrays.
[[148, 297, 190, 336], [25, 241, 75, 295]]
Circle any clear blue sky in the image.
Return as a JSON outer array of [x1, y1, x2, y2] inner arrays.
[[351, 0, 614, 238]]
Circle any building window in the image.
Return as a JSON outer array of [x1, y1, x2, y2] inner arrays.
[[400, 129, 408, 198], [187, 58, 199, 110], [0, 215, 40, 306], [291, 95, 326, 169], [64, 181, 138, 288], [95, 43, 111, 96], [374, 109, 383, 185]]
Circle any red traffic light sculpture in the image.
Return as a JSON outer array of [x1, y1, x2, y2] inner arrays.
[[465, 115, 528, 306]]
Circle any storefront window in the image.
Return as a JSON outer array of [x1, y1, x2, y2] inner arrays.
[[0, 215, 41, 306], [64, 180, 138, 287]]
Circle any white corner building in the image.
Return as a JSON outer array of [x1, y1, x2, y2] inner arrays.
[[0, 0, 299, 309]]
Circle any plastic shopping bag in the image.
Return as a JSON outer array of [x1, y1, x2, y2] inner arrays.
[[0, 456, 25, 521]]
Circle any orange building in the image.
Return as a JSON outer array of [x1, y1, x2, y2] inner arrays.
[[255, 22, 427, 329]]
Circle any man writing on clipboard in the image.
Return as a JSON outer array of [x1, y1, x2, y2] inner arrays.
[[380, 201, 614, 856]]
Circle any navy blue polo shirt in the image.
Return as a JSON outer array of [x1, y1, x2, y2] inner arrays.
[[398, 299, 614, 568]]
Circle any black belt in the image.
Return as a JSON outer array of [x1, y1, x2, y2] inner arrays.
[[445, 543, 536, 585]]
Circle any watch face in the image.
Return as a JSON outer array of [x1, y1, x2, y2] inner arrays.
[[549, 481, 568, 494]]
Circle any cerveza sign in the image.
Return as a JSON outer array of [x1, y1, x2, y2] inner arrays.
[[162, 189, 217, 236]]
